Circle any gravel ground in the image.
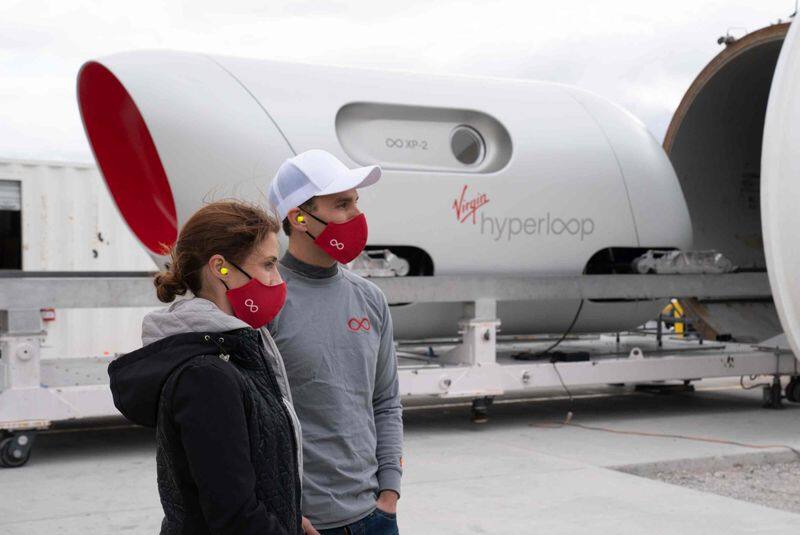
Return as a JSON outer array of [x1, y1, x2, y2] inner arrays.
[[650, 460, 800, 513]]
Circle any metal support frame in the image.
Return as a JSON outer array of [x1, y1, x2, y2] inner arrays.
[[0, 309, 43, 389], [0, 309, 116, 432], [0, 272, 774, 309], [399, 340, 798, 399], [440, 299, 500, 366], [435, 299, 504, 397], [0, 272, 796, 437]]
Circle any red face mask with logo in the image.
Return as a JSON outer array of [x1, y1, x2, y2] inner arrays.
[[220, 260, 286, 329], [300, 208, 368, 264]]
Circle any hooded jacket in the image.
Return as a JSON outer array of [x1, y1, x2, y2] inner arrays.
[[108, 297, 303, 535]]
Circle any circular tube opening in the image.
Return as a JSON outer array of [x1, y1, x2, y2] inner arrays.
[[77, 61, 177, 254], [664, 24, 788, 270], [663, 24, 790, 344]]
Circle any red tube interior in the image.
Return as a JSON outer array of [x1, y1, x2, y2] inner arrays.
[[77, 61, 177, 254]]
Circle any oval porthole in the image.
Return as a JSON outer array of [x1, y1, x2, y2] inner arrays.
[[450, 125, 485, 165]]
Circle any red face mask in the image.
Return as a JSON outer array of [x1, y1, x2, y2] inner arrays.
[[300, 209, 368, 264], [221, 260, 286, 329]]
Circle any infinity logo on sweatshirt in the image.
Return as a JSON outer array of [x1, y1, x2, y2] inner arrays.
[[347, 317, 371, 332]]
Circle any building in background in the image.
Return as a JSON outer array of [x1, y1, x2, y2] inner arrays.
[[0, 158, 156, 360]]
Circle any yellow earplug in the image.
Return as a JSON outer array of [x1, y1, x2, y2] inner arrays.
[[220, 267, 229, 275], [297, 215, 305, 223]]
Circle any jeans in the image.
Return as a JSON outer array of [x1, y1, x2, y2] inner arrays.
[[317, 508, 399, 535]]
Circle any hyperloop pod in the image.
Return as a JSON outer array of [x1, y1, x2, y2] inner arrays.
[[77, 49, 695, 339]]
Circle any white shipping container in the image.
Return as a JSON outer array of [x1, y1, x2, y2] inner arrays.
[[0, 158, 158, 360]]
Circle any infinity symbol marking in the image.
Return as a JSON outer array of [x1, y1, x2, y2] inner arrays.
[[347, 317, 371, 332], [244, 298, 259, 313]]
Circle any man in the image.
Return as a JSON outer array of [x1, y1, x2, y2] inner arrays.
[[267, 149, 403, 535]]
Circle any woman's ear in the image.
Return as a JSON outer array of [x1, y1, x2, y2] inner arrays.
[[207, 254, 227, 280]]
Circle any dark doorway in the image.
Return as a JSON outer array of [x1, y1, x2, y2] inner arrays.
[[0, 179, 22, 270], [0, 210, 21, 269]]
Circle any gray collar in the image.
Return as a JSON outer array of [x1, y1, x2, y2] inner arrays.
[[280, 250, 339, 279], [141, 297, 249, 346]]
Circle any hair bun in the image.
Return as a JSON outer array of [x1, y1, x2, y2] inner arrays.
[[153, 269, 188, 303]]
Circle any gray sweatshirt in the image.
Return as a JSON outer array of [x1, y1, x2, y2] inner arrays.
[[269, 252, 404, 530], [140, 297, 303, 485]]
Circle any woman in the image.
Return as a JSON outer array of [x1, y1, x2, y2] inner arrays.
[[108, 200, 309, 534]]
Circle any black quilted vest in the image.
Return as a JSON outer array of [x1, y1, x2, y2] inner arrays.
[[156, 328, 302, 534]]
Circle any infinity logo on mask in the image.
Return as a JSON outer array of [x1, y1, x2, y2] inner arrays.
[[244, 299, 259, 313], [347, 317, 371, 332], [330, 239, 345, 250]]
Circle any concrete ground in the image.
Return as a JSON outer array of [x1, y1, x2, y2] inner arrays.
[[1, 378, 799, 534]]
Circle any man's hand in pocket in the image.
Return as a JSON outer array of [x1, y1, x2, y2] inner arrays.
[[302, 516, 320, 534], [376, 490, 399, 514]]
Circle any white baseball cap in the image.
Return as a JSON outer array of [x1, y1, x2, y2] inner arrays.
[[268, 149, 381, 221]]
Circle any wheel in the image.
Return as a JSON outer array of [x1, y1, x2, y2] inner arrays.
[[786, 379, 800, 403], [0, 435, 32, 468], [792, 379, 800, 403]]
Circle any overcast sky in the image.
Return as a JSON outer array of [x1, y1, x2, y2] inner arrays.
[[1, 0, 796, 163]]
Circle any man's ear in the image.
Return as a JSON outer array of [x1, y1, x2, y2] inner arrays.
[[286, 208, 307, 234]]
